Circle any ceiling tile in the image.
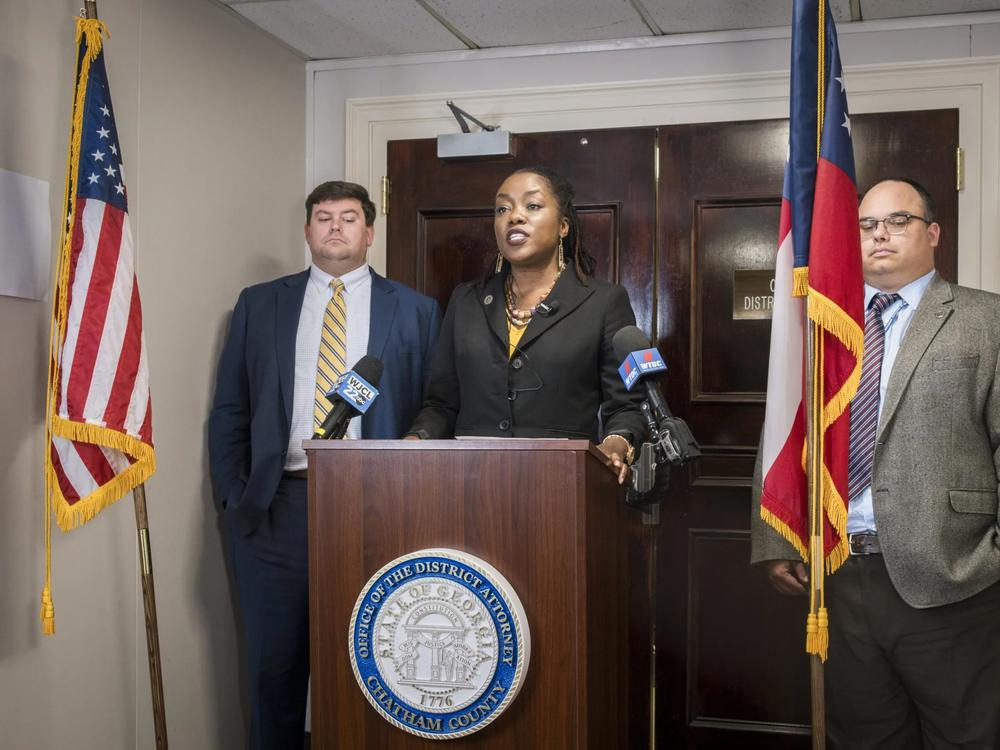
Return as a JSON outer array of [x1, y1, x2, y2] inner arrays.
[[640, 0, 853, 34], [860, 0, 1000, 20], [424, 0, 652, 47], [226, 0, 466, 59], [221, 0, 1000, 62]]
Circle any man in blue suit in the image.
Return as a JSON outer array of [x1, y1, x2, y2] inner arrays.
[[209, 181, 440, 749]]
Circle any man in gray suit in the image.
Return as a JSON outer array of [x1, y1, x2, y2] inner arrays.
[[752, 178, 1000, 749]]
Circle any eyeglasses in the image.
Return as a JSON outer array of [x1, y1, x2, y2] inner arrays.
[[859, 212, 931, 237]]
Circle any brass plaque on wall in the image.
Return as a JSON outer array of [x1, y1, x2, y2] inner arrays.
[[732, 269, 775, 320]]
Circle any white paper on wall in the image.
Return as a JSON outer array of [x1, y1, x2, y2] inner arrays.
[[0, 167, 51, 301]]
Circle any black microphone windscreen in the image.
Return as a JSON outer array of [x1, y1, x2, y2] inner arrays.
[[612, 325, 652, 361], [351, 354, 384, 387]]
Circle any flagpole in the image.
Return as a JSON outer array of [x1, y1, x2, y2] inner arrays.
[[134, 484, 169, 749], [807, 2, 828, 748], [805, 319, 826, 750], [80, 4, 169, 748]]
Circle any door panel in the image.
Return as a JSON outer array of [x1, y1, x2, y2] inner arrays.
[[694, 200, 780, 400]]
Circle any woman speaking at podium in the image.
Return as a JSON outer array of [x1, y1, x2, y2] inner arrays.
[[406, 166, 646, 483]]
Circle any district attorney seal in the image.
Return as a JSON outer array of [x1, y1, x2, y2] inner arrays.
[[349, 548, 531, 739]]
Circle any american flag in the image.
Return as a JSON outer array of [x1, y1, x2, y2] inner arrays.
[[46, 19, 156, 538], [759, 0, 864, 589]]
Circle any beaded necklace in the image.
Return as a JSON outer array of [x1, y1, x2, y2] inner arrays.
[[504, 269, 562, 327]]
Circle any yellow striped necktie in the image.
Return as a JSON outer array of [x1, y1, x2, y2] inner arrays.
[[314, 278, 347, 430]]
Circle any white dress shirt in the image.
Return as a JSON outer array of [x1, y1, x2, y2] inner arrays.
[[284, 263, 372, 470], [847, 269, 936, 533]]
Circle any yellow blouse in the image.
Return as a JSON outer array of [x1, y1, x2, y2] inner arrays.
[[507, 321, 527, 358]]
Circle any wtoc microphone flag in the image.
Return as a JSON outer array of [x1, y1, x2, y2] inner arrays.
[[618, 348, 667, 391], [41, 18, 156, 633]]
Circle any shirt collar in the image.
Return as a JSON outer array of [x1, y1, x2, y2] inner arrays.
[[309, 262, 370, 293], [863, 268, 936, 311]]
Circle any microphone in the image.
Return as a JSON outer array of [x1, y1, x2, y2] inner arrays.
[[612, 326, 701, 469], [313, 355, 383, 439], [536, 300, 559, 317], [614, 327, 670, 418]]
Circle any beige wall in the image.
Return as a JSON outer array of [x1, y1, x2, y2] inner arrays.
[[0, 1, 305, 747]]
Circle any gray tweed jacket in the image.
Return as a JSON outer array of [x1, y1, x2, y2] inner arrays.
[[751, 273, 1000, 608]]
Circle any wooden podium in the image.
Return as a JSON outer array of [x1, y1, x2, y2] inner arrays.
[[306, 439, 651, 749]]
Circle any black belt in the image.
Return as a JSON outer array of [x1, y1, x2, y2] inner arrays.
[[848, 532, 881, 556], [283, 469, 308, 480]]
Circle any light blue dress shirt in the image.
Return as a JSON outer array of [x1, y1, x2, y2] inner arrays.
[[284, 263, 372, 470], [847, 269, 936, 533]]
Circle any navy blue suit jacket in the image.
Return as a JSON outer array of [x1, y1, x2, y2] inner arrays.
[[208, 267, 441, 535]]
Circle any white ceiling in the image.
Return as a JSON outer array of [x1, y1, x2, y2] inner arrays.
[[221, 0, 1000, 61]]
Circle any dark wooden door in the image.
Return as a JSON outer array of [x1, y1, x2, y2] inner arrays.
[[385, 109, 959, 749], [655, 109, 958, 749]]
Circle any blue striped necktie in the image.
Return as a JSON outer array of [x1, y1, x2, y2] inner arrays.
[[847, 292, 900, 501]]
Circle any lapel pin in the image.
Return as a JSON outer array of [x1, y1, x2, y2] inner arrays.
[[484, 294, 494, 305]]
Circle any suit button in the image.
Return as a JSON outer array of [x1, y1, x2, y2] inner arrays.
[[499, 419, 511, 431], [512, 357, 523, 369]]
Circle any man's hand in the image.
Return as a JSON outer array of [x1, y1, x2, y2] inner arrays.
[[766, 559, 809, 595]]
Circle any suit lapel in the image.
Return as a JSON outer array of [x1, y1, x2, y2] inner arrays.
[[276, 270, 310, 431], [360, 271, 399, 439], [878, 274, 954, 439], [479, 271, 510, 350], [367, 270, 399, 361], [515, 271, 594, 350]]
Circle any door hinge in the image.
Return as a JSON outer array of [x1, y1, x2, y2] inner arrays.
[[381, 175, 391, 216], [956, 147, 964, 192]]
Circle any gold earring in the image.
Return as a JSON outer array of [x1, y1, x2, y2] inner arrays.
[[557, 237, 566, 272], [495, 252, 504, 274]]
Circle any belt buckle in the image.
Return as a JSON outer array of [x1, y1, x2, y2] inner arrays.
[[849, 533, 876, 555]]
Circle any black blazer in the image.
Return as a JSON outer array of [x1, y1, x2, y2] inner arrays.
[[408, 268, 647, 446]]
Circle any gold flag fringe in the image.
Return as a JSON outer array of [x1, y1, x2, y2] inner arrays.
[[759, 505, 810, 562], [793, 267, 809, 297], [49, 418, 156, 531], [808, 286, 864, 424], [781, 455, 851, 573], [819, 462, 850, 572]]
